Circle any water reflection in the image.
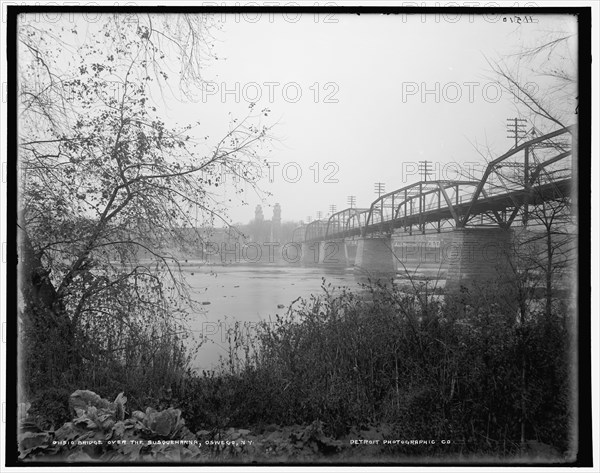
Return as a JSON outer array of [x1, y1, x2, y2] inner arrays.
[[183, 263, 363, 370]]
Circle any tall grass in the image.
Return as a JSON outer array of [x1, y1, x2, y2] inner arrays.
[[174, 278, 571, 456]]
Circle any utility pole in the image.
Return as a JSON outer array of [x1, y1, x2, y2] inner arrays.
[[316, 211, 323, 220], [506, 117, 528, 148], [418, 160, 433, 182], [307, 216, 312, 223], [329, 204, 337, 216], [347, 195, 356, 208], [374, 182, 386, 198]]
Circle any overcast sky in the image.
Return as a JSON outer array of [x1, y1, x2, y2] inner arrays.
[[166, 12, 576, 226], [39, 11, 576, 227]]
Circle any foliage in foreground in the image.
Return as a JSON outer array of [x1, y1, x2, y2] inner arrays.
[[18, 13, 269, 408], [19, 280, 573, 462], [19, 389, 201, 462], [18, 390, 345, 462], [175, 279, 573, 458]]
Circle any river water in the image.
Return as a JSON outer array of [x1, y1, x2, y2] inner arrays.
[[182, 263, 363, 370]]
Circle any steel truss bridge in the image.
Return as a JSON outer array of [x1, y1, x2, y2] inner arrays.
[[292, 126, 574, 244]]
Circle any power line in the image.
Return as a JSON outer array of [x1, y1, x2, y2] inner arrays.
[[506, 117, 528, 148], [418, 160, 433, 182]]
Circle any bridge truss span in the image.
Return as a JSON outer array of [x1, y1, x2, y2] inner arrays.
[[460, 125, 574, 228], [360, 126, 574, 237], [325, 208, 370, 240], [365, 180, 480, 236], [291, 126, 573, 243], [304, 219, 328, 242]]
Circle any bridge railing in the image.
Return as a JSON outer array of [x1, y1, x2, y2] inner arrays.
[[365, 180, 480, 231], [304, 219, 328, 242], [362, 125, 573, 235], [291, 225, 306, 243], [295, 126, 573, 242], [460, 125, 573, 227]]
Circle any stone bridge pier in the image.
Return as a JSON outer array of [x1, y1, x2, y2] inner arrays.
[[300, 240, 349, 268], [317, 240, 349, 268], [352, 228, 515, 292], [301, 242, 319, 266], [354, 237, 397, 283], [344, 239, 359, 266], [444, 227, 514, 293]]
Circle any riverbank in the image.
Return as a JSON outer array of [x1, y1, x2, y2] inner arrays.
[[19, 280, 574, 463]]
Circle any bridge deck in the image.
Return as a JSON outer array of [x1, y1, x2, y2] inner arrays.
[[307, 178, 571, 242]]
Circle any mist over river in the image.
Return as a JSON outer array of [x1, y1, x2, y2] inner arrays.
[[182, 263, 363, 370]]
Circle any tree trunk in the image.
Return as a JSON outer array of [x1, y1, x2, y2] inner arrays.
[[520, 357, 527, 453], [18, 223, 80, 394], [545, 231, 553, 321]]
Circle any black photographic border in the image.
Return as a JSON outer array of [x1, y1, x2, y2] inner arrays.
[[4, 4, 593, 468]]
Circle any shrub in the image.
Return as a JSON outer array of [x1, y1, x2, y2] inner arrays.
[[202, 278, 572, 456]]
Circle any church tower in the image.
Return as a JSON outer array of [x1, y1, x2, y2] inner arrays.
[[271, 203, 281, 243], [255, 204, 264, 223], [253, 205, 266, 243]]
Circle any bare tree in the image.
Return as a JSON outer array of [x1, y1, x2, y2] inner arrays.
[[486, 24, 577, 131], [17, 13, 273, 396], [470, 24, 578, 451]]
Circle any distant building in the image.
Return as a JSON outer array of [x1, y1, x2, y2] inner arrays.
[[251, 204, 282, 244], [271, 203, 281, 242]]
